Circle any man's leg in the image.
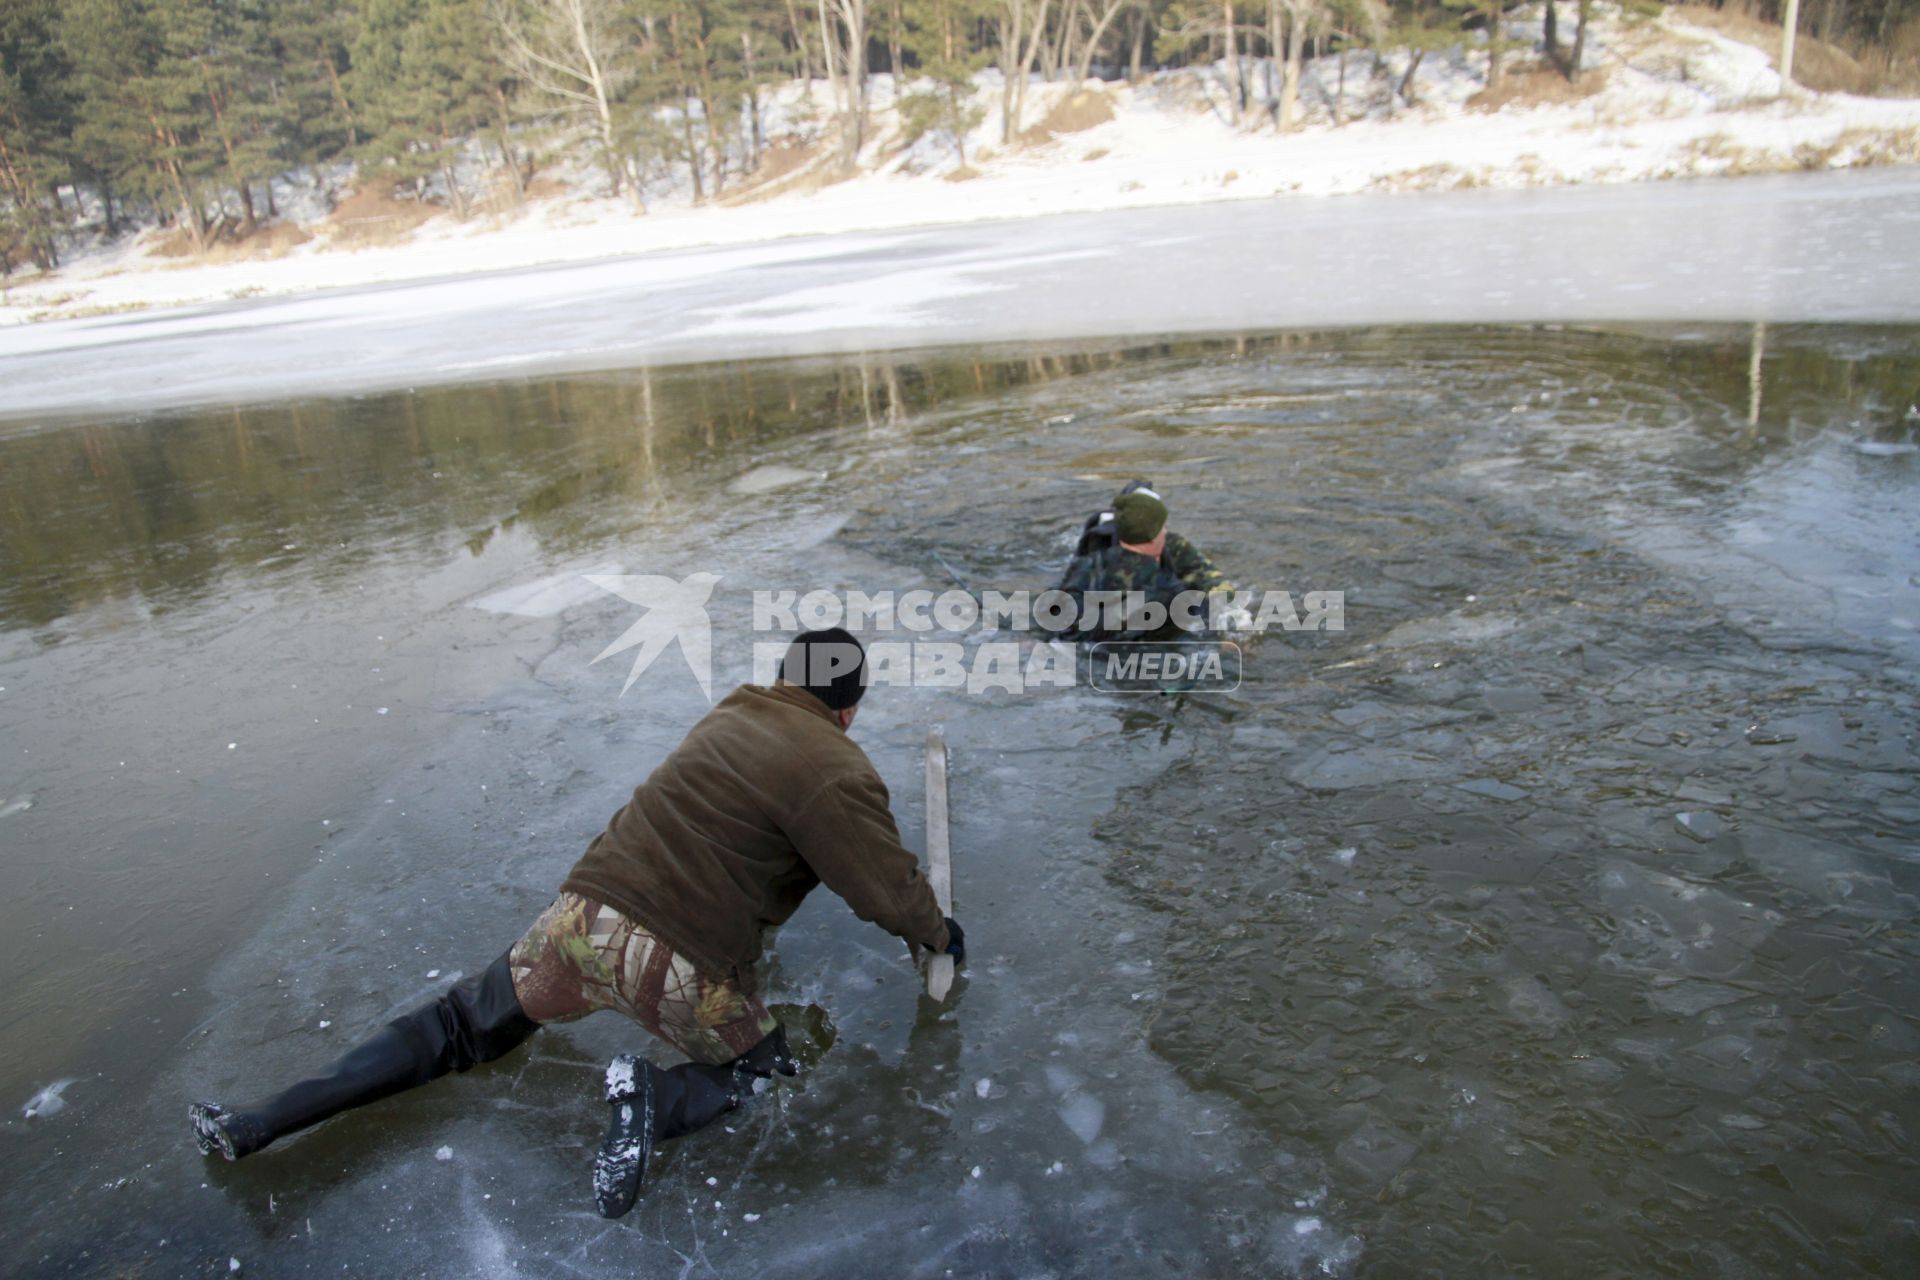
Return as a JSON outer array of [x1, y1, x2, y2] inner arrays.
[[188, 949, 541, 1160], [566, 910, 794, 1218], [187, 894, 613, 1162]]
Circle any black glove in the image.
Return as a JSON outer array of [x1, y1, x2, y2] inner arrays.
[[940, 917, 966, 966]]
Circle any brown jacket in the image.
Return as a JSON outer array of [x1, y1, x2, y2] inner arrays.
[[561, 680, 950, 990]]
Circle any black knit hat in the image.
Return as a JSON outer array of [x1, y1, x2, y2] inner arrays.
[[782, 627, 868, 710]]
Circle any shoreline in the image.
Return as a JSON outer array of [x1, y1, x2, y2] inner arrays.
[[5, 8, 1919, 330]]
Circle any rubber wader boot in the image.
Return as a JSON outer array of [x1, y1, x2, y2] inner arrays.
[[594, 1026, 798, 1219], [189, 951, 538, 1160]]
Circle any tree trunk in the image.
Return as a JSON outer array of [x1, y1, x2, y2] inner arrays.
[[1335, 42, 1347, 125], [563, 0, 629, 200], [1487, 5, 1503, 92], [1779, 0, 1803, 93], [947, 81, 969, 164], [1266, 0, 1282, 124], [1129, 6, 1148, 81], [151, 116, 209, 253], [1224, 0, 1243, 125], [0, 135, 59, 268], [888, 0, 904, 86], [817, 0, 847, 123], [682, 87, 705, 200], [1572, 0, 1589, 75], [494, 87, 527, 198], [206, 80, 257, 235], [1076, 0, 1132, 83], [693, 30, 729, 195], [1280, 7, 1303, 130], [1398, 47, 1425, 105], [318, 48, 359, 149], [1545, 0, 1560, 67], [999, 8, 1024, 141], [440, 155, 469, 219], [783, 0, 815, 82], [744, 33, 764, 172]]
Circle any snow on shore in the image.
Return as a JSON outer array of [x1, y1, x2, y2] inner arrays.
[[3, 4, 1916, 328]]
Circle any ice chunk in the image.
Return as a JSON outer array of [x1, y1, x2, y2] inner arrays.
[[1456, 778, 1529, 803], [975, 1078, 992, 1100], [21, 1079, 74, 1119], [435, 1146, 453, 1161], [1333, 1120, 1416, 1187], [468, 563, 621, 618], [1376, 947, 1437, 990], [727, 465, 824, 495], [1673, 811, 1729, 842], [1059, 1094, 1106, 1145], [1504, 977, 1569, 1028]]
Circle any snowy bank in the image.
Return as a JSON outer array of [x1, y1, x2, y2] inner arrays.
[[2, 4, 1916, 328]]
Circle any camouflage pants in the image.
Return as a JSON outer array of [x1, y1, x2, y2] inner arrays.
[[508, 893, 777, 1066]]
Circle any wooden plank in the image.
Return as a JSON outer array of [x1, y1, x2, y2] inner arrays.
[[924, 729, 955, 1002]]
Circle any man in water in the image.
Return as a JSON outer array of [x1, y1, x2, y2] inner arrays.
[[1059, 480, 1231, 600], [189, 627, 963, 1220], [1057, 483, 1235, 640]]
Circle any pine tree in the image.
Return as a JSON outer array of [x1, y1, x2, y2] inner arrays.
[[0, 0, 73, 268], [898, 0, 992, 165], [354, 0, 495, 212], [60, 0, 160, 232], [257, 0, 362, 195]]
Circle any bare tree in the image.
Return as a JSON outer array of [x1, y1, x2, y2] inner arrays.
[[998, 0, 1055, 142], [1270, 0, 1329, 131], [492, 0, 634, 201], [1162, 0, 1250, 126], [817, 0, 872, 164], [1780, 0, 1803, 93], [1072, 0, 1141, 82], [1317, 0, 1383, 124]]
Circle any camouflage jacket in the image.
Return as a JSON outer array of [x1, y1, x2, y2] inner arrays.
[[1057, 533, 1229, 640], [1059, 532, 1229, 595], [1160, 532, 1230, 594]]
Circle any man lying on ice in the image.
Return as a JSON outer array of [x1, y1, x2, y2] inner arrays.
[[189, 626, 963, 1219]]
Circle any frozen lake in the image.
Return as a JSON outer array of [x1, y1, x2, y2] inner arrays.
[[1, 174, 1918, 1277], [2, 168, 1919, 421]]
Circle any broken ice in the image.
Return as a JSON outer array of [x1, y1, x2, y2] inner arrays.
[[21, 1079, 75, 1119]]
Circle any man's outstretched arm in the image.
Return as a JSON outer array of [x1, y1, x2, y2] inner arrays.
[[788, 768, 952, 954], [1164, 531, 1232, 594]]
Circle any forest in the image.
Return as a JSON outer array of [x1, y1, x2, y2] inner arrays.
[[2, 0, 1916, 272]]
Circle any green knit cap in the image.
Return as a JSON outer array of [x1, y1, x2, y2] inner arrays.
[[1113, 492, 1168, 544]]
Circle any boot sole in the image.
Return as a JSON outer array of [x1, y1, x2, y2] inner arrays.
[[594, 1058, 652, 1219], [189, 1103, 239, 1161], [594, 1098, 652, 1219]]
